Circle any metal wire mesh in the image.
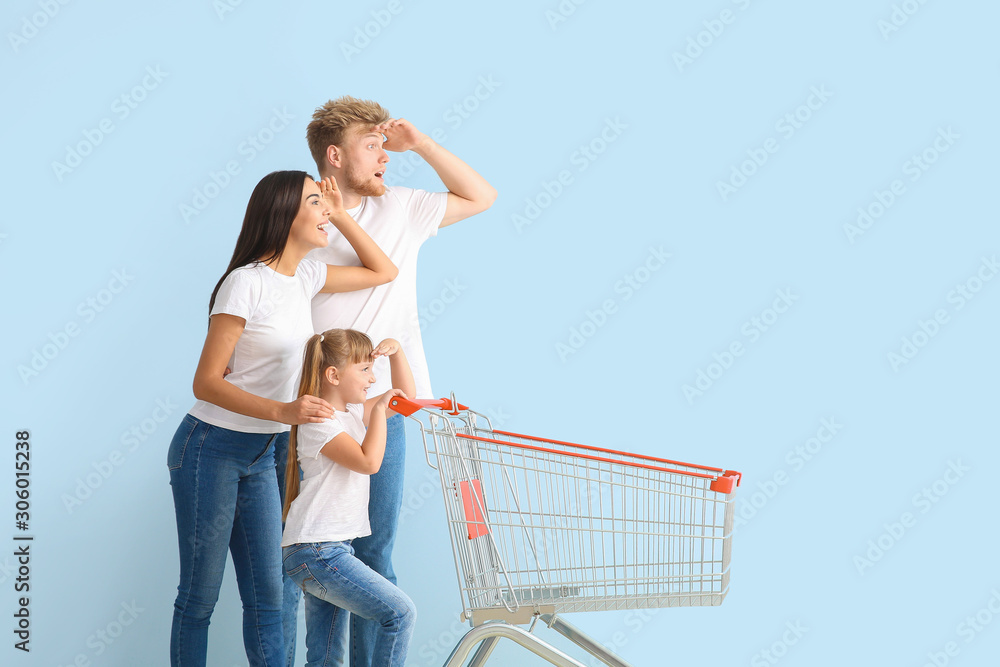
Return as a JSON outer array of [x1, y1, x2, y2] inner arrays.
[[414, 408, 737, 623]]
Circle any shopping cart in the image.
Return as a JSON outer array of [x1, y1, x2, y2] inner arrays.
[[389, 394, 742, 667]]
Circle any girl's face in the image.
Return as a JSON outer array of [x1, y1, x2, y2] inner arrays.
[[331, 359, 375, 405], [287, 177, 332, 251]]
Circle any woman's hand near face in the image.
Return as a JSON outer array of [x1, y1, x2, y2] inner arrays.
[[317, 176, 345, 220], [318, 177, 398, 294]]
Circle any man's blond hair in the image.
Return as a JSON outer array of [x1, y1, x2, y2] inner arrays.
[[306, 96, 391, 173]]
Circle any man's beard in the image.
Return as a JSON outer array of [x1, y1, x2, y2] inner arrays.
[[344, 167, 386, 198]]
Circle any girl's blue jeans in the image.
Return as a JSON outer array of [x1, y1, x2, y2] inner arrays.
[[282, 540, 416, 667]]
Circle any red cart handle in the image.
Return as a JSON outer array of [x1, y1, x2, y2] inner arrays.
[[710, 470, 742, 494], [389, 396, 468, 416]]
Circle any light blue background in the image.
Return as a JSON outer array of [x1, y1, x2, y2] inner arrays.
[[4, 1, 998, 665]]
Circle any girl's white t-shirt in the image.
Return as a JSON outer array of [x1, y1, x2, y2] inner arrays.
[[188, 259, 327, 434], [282, 403, 371, 546]]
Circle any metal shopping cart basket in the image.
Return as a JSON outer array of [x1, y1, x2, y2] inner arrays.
[[390, 394, 742, 667]]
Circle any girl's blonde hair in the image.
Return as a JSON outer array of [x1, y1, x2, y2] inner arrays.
[[282, 329, 374, 521]]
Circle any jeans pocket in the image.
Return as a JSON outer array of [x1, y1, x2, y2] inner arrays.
[[284, 561, 308, 578], [287, 562, 327, 598], [167, 415, 199, 471]]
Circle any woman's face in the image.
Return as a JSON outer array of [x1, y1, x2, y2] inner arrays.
[[287, 177, 332, 250]]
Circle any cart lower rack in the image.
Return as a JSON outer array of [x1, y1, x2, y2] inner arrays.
[[390, 395, 741, 667]]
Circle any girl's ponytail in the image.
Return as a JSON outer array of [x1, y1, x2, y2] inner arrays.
[[283, 333, 327, 522]]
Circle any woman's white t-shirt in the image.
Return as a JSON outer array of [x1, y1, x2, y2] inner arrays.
[[282, 403, 371, 546], [188, 259, 327, 434]]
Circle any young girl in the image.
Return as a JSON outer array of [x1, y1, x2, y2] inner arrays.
[[281, 329, 417, 667], [167, 171, 397, 667]]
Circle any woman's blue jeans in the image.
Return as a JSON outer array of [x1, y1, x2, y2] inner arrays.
[[168, 414, 286, 666], [282, 541, 416, 667]]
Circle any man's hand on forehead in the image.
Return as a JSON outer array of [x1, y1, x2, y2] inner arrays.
[[375, 118, 430, 153]]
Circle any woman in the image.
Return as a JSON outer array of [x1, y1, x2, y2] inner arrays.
[[167, 171, 397, 667]]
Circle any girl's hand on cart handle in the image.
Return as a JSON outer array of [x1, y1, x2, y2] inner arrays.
[[375, 388, 408, 414], [371, 338, 401, 358], [279, 395, 335, 424]]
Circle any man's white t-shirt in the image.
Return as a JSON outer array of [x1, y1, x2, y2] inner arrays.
[[188, 259, 328, 434], [282, 404, 371, 545], [308, 186, 447, 399]]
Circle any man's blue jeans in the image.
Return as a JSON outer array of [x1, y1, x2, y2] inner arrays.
[[283, 541, 416, 667], [168, 414, 286, 667], [348, 413, 407, 667]]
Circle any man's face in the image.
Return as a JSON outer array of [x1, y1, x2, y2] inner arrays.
[[338, 125, 389, 198]]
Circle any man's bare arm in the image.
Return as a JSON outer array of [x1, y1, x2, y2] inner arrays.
[[378, 118, 497, 227]]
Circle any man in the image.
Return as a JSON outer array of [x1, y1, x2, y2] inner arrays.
[[302, 96, 496, 667]]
